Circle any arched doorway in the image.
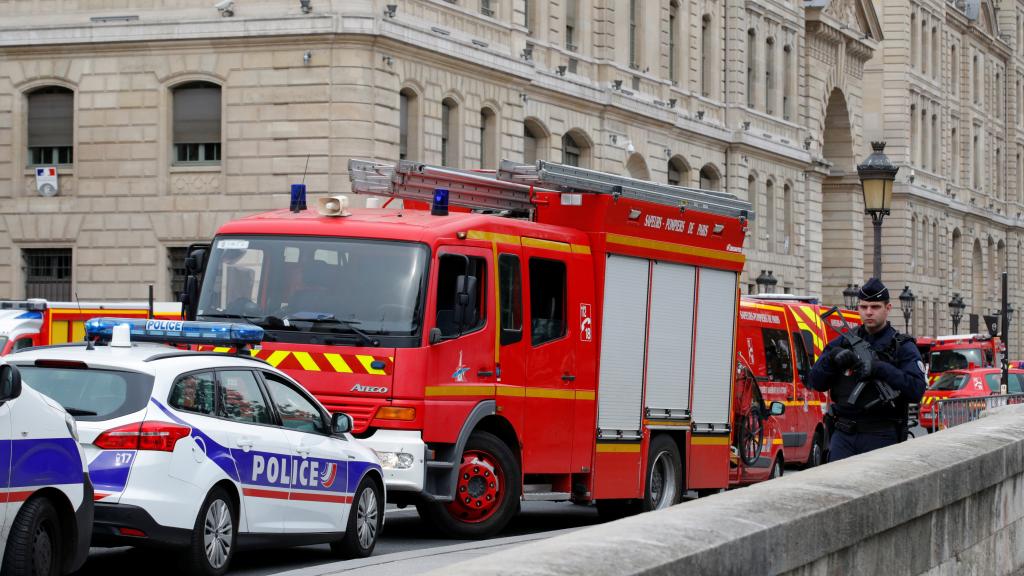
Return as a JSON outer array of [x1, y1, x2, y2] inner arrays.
[[819, 88, 864, 305]]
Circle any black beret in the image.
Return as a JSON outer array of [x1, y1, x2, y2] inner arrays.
[[858, 277, 889, 302]]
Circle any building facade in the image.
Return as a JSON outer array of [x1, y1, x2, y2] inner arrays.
[[864, 0, 1024, 354], [3, 0, 1014, 352]]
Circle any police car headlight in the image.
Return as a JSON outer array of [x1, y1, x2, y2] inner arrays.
[[373, 450, 414, 469], [64, 413, 79, 443]]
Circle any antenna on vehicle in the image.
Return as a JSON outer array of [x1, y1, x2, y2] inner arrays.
[[76, 292, 94, 350], [302, 154, 310, 185]]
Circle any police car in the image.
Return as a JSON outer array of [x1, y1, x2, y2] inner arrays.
[[0, 362, 92, 576], [6, 318, 384, 576]]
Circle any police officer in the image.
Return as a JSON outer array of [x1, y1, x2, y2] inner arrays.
[[809, 278, 927, 461]]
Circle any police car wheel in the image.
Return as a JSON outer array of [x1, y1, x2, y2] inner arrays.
[[181, 487, 236, 576], [1, 497, 62, 576], [331, 476, 383, 559]]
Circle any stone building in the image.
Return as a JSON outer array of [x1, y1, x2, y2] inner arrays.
[[6, 0, 1013, 352], [864, 0, 1024, 353]]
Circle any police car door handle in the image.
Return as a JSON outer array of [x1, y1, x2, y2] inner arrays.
[[296, 447, 310, 457], [235, 438, 254, 451]]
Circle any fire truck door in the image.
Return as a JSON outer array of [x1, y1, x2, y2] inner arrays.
[[429, 247, 496, 404], [521, 250, 575, 473]]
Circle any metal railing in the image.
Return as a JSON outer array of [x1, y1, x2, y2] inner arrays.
[[931, 394, 1024, 432]]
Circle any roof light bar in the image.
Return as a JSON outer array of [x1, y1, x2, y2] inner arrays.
[[85, 318, 264, 350]]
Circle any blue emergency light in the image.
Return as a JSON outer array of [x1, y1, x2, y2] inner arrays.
[[84, 318, 264, 349], [431, 188, 449, 216], [290, 183, 307, 213]]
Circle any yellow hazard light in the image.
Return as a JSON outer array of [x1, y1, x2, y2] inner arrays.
[[375, 406, 417, 421]]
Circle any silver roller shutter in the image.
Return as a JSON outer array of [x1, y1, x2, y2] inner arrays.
[[644, 261, 696, 419], [691, 268, 738, 429], [597, 254, 649, 438]]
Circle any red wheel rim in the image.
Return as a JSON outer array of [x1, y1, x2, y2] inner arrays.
[[445, 449, 505, 523]]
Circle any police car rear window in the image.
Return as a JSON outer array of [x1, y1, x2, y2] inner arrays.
[[18, 366, 154, 421]]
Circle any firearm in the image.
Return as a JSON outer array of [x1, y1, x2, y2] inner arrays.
[[820, 306, 899, 410]]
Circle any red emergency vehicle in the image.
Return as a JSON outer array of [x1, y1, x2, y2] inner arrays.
[[184, 159, 755, 537], [926, 334, 1003, 384], [0, 298, 182, 354], [730, 359, 786, 484], [736, 295, 860, 468]]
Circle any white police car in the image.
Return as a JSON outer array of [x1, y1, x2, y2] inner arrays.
[[6, 318, 384, 576], [0, 362, 92, 576]]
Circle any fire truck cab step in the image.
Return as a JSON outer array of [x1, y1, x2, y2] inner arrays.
[[522, 484, 570, 501], [425, 460, 454, 470]]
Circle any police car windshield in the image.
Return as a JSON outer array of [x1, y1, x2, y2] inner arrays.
[[930, 372, 969, 391], [17, 366, 155, 421], [196, 236, 428, 341], [929, 348, 983, 373]]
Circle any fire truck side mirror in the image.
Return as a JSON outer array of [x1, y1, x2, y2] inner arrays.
[[429, 327, 443, 345], [185, 248, 207, 274], [769, 401, 785, 416]]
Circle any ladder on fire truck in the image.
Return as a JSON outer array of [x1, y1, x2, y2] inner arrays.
[[348, 158, 754, 220]]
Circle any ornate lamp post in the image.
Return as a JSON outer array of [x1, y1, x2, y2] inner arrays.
[[843, 283, 860, 310], [948, 293, 966, 334], [899, 286, 915, 334], [755, 270, 778, 295], [857, 142, 898, 279]]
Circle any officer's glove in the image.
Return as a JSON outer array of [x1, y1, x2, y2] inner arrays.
[[831, 348, 858, 369]]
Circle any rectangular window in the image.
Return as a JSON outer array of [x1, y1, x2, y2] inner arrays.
[[565, 0, 578, 51], [217, 370, 273, 424], [173, 83, 221, 165], [792, 330, 814, 383], [529, 258, 567, 346], [169, 372, 217, 416], [23, 248, 72, 301], [499, 254, 523, 345], [442, 101, 452, 166], [27, 88, 74, 167], [168, 247, 189, 301], [629, 0, 639, 69], [761, 328, 793, 383], [480, 0, 494, 17], [435, 254, 487, 337]]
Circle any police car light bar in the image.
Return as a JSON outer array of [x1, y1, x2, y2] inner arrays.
[[85, 318, 264, 349]]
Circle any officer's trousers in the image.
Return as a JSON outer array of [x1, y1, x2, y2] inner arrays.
[[828, 428, 899, 462]]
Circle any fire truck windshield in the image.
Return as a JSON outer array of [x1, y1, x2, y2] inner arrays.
[[196, 235, 428, 345], [929, 348, 983, 374]]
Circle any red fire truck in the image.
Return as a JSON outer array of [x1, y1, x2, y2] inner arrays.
[[183, 159, 755, 538], [736, 295, 860, 467], [926, 334, 1003, 384]]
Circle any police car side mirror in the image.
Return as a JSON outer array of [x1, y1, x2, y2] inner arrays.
[[769, 401, 785, 416], [0, 365, 23, 403], [331, 412, 353, 435]]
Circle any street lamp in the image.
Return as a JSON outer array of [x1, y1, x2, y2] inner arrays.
[[843, 283, 860, 310], [899, 286, 915, 334], [857, 142, 898, 279], [948, 293, 966, 334], [755, 270, 778, 295]]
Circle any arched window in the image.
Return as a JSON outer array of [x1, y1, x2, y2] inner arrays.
[[921, 17, 928, 75], [480, 107, 498, 169], [782, 183, 792, 254], [952, 228, 963, 291], [561, 130, 590, 168], [973, 239, 984, 309], [765, 180, 775, 252], [747, 174, 757, 250], [669, 1, 680, 83], [910, 104, 917, 166], [626, 153, 649, 180], [932, 221, 939, 277], [629, 0, 641, 69], [911, 12, 918, 70], [399, 87, 421, 161], [523, 118, 548, 164], [910, 215, 918, 272], [565, 0, 578, 51], [951, 126, 958, 184], [701, 14, 713, 97], [442, 97, 460, 166], [765, 37, 775, 115], [783, 44, 793, 120], [172, 81, 221, 165], [747, 29, 757, 109], [699, 163, 720, 191], [931, 114, 939, 174], [668, 156, 690, 186], [27, 86, 74, 166]]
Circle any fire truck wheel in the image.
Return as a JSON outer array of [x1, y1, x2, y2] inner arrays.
[[417, 431, 521, 539], [805, 430, 825, 468], [769, 457, 784, 479], [640, 435, 684, 512]]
